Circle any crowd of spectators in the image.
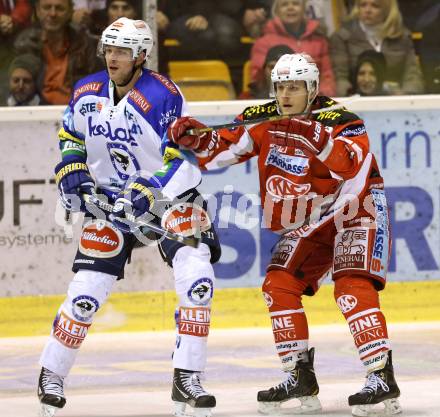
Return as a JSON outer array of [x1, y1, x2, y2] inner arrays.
[[0, 0, 439, 106]]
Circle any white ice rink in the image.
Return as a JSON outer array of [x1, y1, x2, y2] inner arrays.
[[1, 323, 439, 417]]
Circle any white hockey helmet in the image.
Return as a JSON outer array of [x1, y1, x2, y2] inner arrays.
[[271, 53, 320, 107], [99, 17, 154, 62]]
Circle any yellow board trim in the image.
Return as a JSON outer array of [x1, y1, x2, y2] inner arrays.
[[0, 281, 439, 338]]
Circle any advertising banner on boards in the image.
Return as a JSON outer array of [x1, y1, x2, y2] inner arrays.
[[0, 99, 438, 295]]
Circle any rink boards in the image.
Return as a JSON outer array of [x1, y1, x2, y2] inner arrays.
[[1, 280, 439, 337], [0, 96, 440, 298]]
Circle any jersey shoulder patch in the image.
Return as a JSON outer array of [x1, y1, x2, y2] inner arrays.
[[242, 100, 278, 121], [72, 71, 108, 104], [313, 96, 361, 127], [148, 70, 179, 95]]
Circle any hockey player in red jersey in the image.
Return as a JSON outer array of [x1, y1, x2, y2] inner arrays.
[[168, 53, 402, 416]]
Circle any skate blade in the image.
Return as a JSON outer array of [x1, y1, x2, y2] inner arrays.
[[173, 401, 213, 417], [39, 404, 58, 417], [258, 395, 322, 415], [352, 398, 402, 417]]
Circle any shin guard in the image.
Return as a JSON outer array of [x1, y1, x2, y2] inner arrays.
[[335, 276, 390, 372], [262, 270, 309, 370]]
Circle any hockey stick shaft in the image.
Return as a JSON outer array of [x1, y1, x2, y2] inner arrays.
[[83, 194, 200, 248], [187, 102, 346, 135]]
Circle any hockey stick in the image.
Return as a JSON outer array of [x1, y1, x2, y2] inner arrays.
[[82, 194, 201, 248], [187, 96, 360, 135]]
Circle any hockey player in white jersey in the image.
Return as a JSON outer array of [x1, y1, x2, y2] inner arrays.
[[38, 17, 221, 417]]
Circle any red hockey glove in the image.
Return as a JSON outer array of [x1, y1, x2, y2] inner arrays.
[[271, 118, 333, 157], [168, 116, 218, 155]]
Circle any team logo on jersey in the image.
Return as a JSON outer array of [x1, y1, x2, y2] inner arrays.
[[72, 295, 100, 322], [336, 295, 358, 314], [79, 220, 124, 258], [265, 148, 309, 176], [188, 278, 214, 305], [107, 143, 141, 180], [266, 175, 311, 200], [161, 203, 211, 237]]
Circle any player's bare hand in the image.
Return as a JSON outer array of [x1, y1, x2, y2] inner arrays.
[[156, 10, 169, 31], [185, 15, 208, 31], [0, 14, 13, 34]]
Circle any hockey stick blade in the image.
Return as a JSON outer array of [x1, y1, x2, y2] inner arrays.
[[83, 193, 200, 248], [186, 96, 360, 135]]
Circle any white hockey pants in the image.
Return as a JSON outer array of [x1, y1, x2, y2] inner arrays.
[[39, 243, 215, 377]]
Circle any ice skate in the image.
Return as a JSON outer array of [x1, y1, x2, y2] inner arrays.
[[349, 351, 402, 416], [38, 367, 66, 417], [172, 368, 216, 417], [257, 348, 322, 415]]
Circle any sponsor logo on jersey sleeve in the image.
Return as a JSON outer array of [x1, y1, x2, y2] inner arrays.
[[340, 124, 367, 137], [73, 82, 103, 103], [128, 88, 152, 113], [79, 220, 124, 258], [150, 72, 178, 95], [159, 106, 177, 127]]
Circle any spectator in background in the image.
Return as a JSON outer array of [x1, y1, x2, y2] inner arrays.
[[352, 49, 385, 95], [158, 0, 242, 60], [250, 0, 336, 97], [88, 0, 141, 36], [0, 0, 31, 34], [0, 0, 32, 105], [7, 53, 44, 105], [330, 0, 424, 96], [14, 0, 102, 105], [106, 0, 140, 22], [71, 0, 105, 30], [418, 9, 440, 94], [240, 44, 294, 99], [242, 0, 271, 38]]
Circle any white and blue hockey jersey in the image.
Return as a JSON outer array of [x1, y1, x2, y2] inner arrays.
[[58, 69, 200, 200]]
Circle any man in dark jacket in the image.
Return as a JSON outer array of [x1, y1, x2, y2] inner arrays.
[[14, 0, 102, 105]]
